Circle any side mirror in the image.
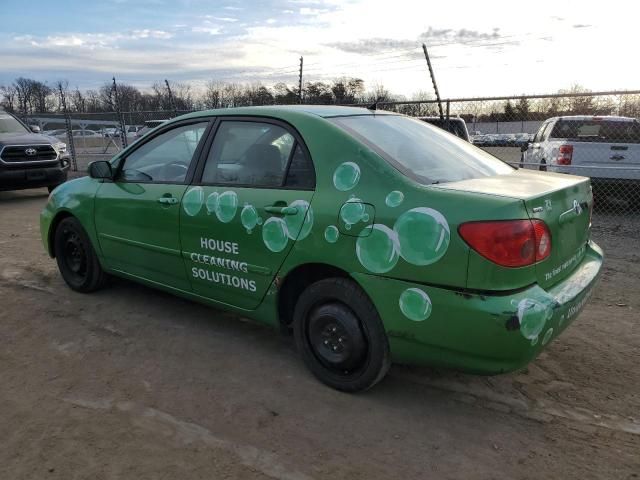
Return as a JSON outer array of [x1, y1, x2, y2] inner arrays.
[[30, 125, 41, 133], [88, 160, 113, 180]]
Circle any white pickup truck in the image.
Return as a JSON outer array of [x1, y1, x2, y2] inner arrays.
[[523, 116, 640, 194]]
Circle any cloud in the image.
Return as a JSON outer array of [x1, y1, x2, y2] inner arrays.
[[191, 26, 222, 35], [326, 27, 503, 55], [572, 24, 592, 29]]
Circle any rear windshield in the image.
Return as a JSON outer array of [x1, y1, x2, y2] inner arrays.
[[550, 119, 640, 143], [329, 115, 513, 184]]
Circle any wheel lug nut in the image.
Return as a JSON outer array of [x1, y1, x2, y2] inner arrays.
[[332, 346, 338, 351], [331, 327, 337, 333], [324, 340, 329, 345]]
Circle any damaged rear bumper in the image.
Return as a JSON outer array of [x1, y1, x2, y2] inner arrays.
[[353, 241, 603, 374]]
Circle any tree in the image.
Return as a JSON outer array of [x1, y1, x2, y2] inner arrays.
[[503, 100, 516, 119], [331, 77, 364, 104], [0, 85, 18, 112], [515, 96, 530, 120]]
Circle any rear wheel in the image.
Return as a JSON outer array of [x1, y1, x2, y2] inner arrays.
[[293, 277, 390, 392], [54, 217, 108, 292]]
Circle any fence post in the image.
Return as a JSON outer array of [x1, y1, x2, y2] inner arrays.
[[165, 79, 178, 117], [298, 56, 304, 104], [58, 84, 77, 172], [112, 77, 128, 149]]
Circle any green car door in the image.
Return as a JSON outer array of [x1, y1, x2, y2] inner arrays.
[[180, 119, 315, 310], [95, 121, 210, 290]]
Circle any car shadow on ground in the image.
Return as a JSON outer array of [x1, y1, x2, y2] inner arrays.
[[0, 189, 49, 203]]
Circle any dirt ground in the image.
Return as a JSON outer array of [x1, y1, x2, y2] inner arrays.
[[0, 188, 638, 480]]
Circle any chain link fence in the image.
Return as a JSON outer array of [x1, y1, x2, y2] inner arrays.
[[21, 90, 640, 223]]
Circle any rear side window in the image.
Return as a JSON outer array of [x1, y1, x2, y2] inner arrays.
[[330, 115, 512, 185], [202, 121, 295, 187], [285, 144, 315, 189], [550, 119, 640, 143]]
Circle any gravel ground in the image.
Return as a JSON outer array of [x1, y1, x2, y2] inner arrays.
[[0, 188, 638, 480]]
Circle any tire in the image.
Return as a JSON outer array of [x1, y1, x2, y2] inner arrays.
[[539, 159, 547, 172], [54, 217, 108, 293], [293, 277, 391, 392]]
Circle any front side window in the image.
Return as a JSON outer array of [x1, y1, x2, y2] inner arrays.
[[202, 121, 296, 187], [330, 115, 513, 185], [118, 122, 208, 183]]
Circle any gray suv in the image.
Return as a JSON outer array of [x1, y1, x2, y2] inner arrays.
[[0, 111, 70, 192]]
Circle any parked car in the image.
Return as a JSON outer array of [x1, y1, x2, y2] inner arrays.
[[522, 116, 640, 196], [71, 129, 101, 138], [41, 106, 602, 392], [134, 119, 168, 140], [419, 116, 470, 141], [0, 110, 70, 192]]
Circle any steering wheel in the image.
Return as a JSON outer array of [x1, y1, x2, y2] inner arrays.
[[161, 161, 189, 182]]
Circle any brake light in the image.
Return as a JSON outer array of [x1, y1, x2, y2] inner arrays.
[[557, 145, 573, 165], [459, 219, 552, 268]]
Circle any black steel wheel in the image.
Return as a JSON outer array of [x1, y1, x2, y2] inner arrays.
[[54, 217, 108, 293], [293, 277, 390, 392]]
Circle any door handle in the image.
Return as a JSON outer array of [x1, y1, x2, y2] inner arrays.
[[264, 206, 298, 215], [157, 196, 178, 205], [610, 154, 625, 161]]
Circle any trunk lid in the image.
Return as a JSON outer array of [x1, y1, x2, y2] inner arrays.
[[436, 169, 592, 289]]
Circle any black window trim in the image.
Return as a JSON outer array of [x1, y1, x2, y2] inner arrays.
[[111, 117, 215, 186], [191, 116, 316, 191]]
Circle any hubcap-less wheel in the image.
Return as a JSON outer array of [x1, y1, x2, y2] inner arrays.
[[61, 228, 88, 281], [307, 304, 367, 373]]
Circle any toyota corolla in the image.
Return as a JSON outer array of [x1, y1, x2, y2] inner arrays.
[[41, 106, 603, 392]]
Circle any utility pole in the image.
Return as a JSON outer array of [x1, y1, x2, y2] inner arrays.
[[165, 79, 177, 117], [58, 83, 77, 171], [112, 77, 128, 148], [298, 56, 304, 104], [422, 43, 444, 120]]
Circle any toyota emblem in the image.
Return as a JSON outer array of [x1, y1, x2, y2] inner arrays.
[[24, 148, 37, 156]]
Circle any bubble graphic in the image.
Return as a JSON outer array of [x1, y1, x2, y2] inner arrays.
[[262, 217, 289, 253], [363, 213, 370, 222], [385, 190, 404, 208], [393, 207, 450, 266], [356, 224, 399, 273], [241, 204, 259, 233], [340, 198, 366, 227], [182, 187, 204, 216], [399, 288, 432, 321], [215, 190, 238, 223], [517, 298, 552, 340], [333, 162, 361, 191], [542, 328, 554, 346], [531, 336, 539, 346], [324, 225, 339, 243], [205, 192, 219, 215], [285, 200, 313, 240]]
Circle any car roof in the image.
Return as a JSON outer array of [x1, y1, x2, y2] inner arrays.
[[179, 105, 397, 121], [547, 115, 638, 122]]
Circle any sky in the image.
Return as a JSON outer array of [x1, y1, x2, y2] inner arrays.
[[1, 0, 638, 98]]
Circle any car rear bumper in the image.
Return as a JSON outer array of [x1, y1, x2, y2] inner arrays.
[[0, 162, 69, 191], [353, 240, 603, 374]]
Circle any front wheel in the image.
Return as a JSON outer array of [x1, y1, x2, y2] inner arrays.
[[293, 277, 390, 392], [53, 217, 108, 293]]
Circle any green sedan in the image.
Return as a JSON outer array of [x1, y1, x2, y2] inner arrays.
[[41, 106, 603, 392]]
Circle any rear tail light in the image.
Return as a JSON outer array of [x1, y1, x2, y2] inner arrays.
[[557, 144, 573, 165], [459, 219, 552, 268]]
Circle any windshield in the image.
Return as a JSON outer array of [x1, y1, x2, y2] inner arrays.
[[330, 115, 513, 184], [550, 119, 640, 143], [0, 113, 29, 134]]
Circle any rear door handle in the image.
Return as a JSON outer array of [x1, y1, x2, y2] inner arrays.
[[264, 206, 298, 215], [157, 196, 178, 205]]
